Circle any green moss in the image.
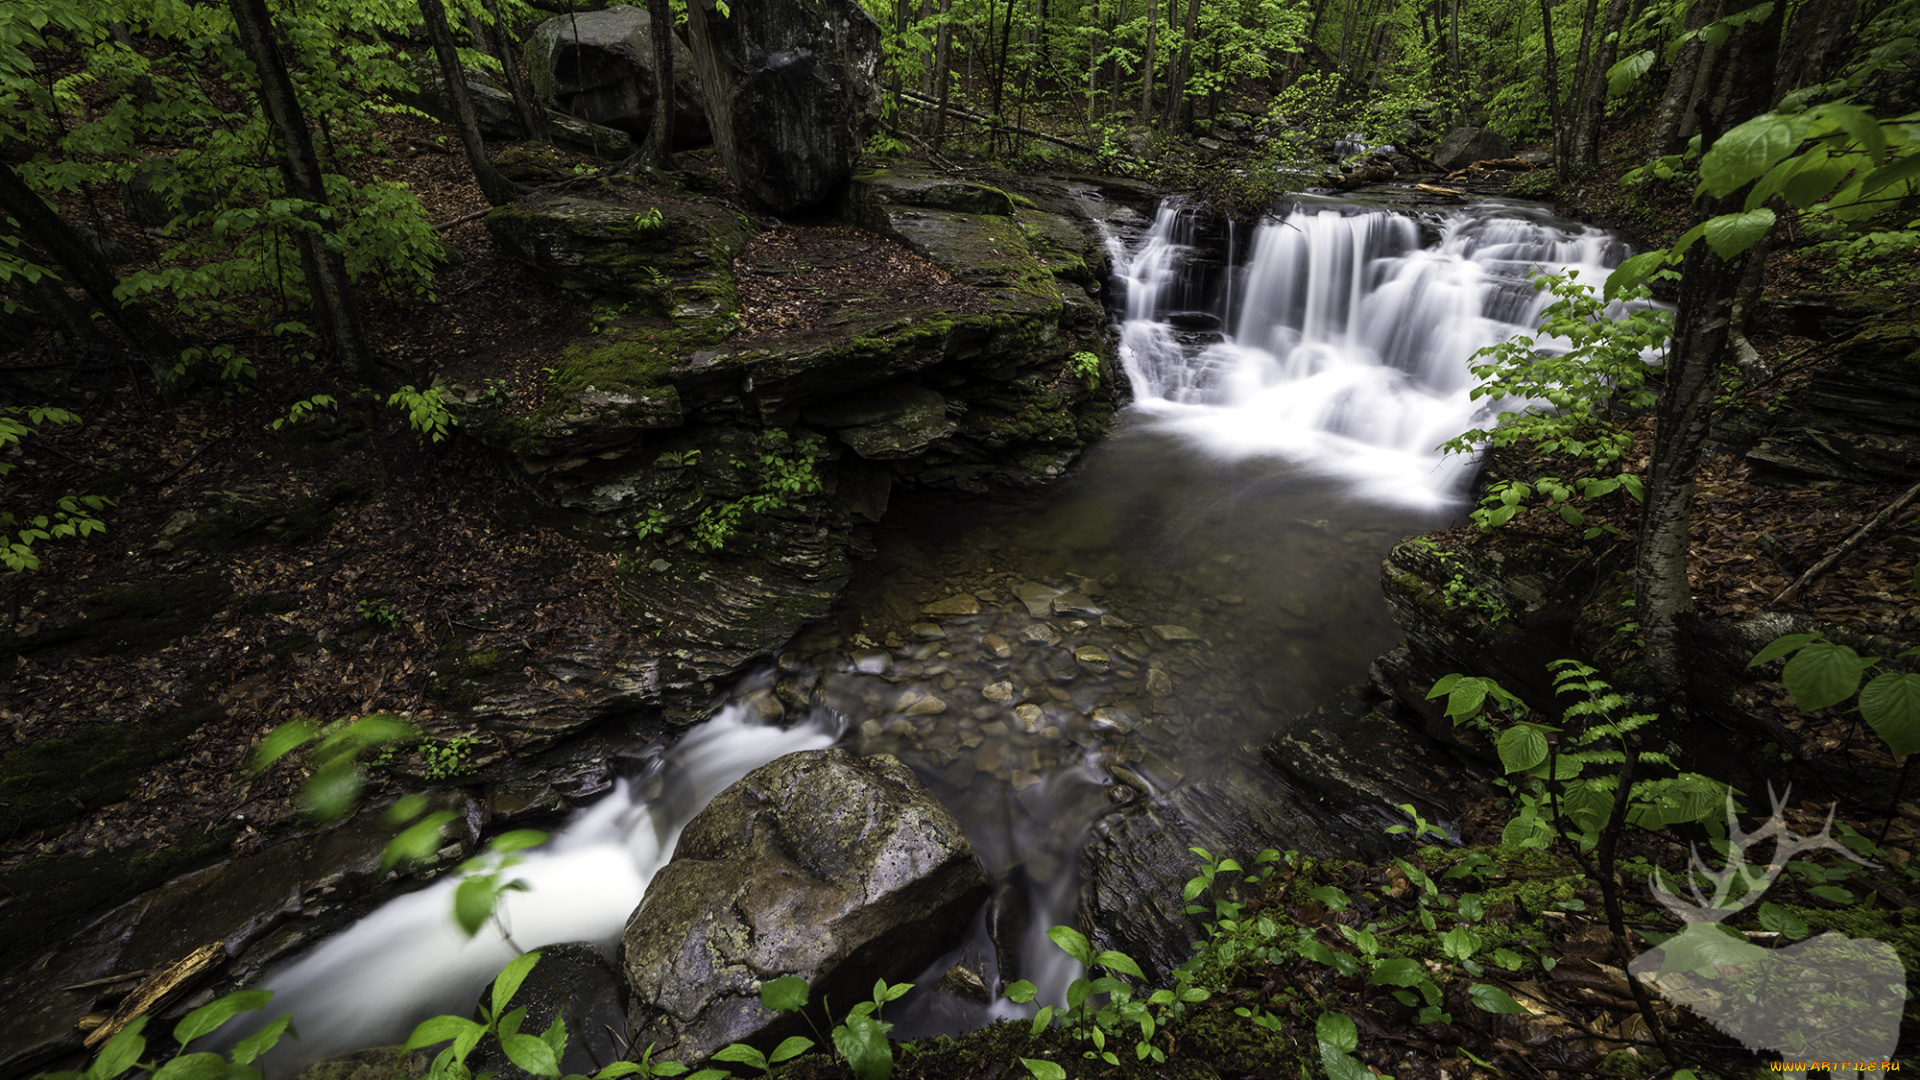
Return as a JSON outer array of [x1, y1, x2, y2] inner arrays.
[[0, 699, 223, 838]]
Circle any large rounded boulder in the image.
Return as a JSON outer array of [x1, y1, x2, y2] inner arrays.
[[526, 5, 710, 147], [621, 749, 987, 1063], [681, 0, 881, 215]]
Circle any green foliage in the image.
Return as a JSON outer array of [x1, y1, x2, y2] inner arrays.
[[1432, 661, 1732, 852], [702, 974, 902, 1080], [270, 394, 339, 431], [32, 986, 290, 1080], [689, 429, 825, 553], [1750, 634, 1920, 757], [1, 406, 111, 572], [251, 713, 417, 823], [633, 506, 673, 542], [1068, 350, 1102, 388], [1441, 271, 1667, 536], [357, 597, 402, 628], [1384, 802, 1448, 841], [632, 207, 667, 233], [389, 385, 457, 443]]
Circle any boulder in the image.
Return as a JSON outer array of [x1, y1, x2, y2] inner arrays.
[[469, 943, 627, 1080], [526, 6, 710, 148], [546, 111, 639, 160], [804, 383, 957, 459], [391, 53, 524, 140], [682, 0, 881, 215], [1431, 127, 1514, 171], [621, 749, 987, 1063]]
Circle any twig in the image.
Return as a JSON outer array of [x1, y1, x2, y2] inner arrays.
[[57, 969, 156, 993], [432, 205, 495, 232], [154, 435, 228, 486], [1769, 476, 1920, 606]]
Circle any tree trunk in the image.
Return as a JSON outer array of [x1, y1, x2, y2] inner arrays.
[[1163, 0, 1200, 127], [1449, 0, 1463, 120], [417, 0, 517, 205], [0, 164, 182, 376], [1772, 0, 1857, 103], [227, 0, 377, 384], [1139, 0, 1159, 115], [1648, 0, 1718, 157], [480, 0, 546, 142], [994, 0, 1016, 123], [1635, 0, 1784, 689], [931, 0, 955, 138], [1561, 0, 1600, 163], [641, 0, 676, 166], [1540, 0, 1568, 180], [1570, 0, 1631, 170]]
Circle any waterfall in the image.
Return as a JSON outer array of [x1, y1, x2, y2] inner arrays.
[[1114, 198, 1628, 508], [248, 704, 842, 1076]]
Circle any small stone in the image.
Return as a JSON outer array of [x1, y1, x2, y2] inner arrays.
[[776, 651, 806, 674], [859, 719, 883, 740], [1014, 704, 1045, 732], [981, 720, 1010, 737], [906, 695, 949, 716], [939, 964, 990, 1003], [1090, 707, 1135, 733], [982, 681, 1014, 703], [1146, 668, 1174, 696], [1024, 624, 1061, 645], [939, 674, 957, 691], [1152, 624, 1202, 643], [1074, 646, 1113, 672], [1052, 592, 1103, 617], [1010, 770, 1042, 791], [1115, 641, 1151, 663], [960, 732, 984, 749], [1013, 581, 1064, 617], [1047, 687, 1071, 702], [649, 559, 671, 572], [923, 593, 981, 616], [1276, 593, 1309, 618], [983, 633, 1012, 658], [1040, 725, 1062, 740], [1100, 614, 1135, 630], [911, 622, 947, 640], [884, 717, 917, 735], [853, 650, 892, 675], [1217, 593, 1244, 605]]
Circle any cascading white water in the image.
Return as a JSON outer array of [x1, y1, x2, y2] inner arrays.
[[1113, 198, 1628, 507], [249, 704, 842, 1076]]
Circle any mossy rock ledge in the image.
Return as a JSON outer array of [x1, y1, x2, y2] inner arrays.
[[466, 170, 1122, 703]]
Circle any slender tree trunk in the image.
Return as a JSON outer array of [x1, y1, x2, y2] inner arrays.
[[480, 0, 546, 141], [0, 162, 183, 378], [994, 0, 1016, 122], [1560, 0, 1600, 161], [1449, 0, 1463, 120], [1163, 0, 1199, 126], [641, 0, 676, 166], [1570, 0, 1632, 169], [931, 0, 955, 139], [1772, 0, 1857, 103], [1540, 0, 1568, 179], [1085, 0, 1101, 116], [227, 0, 377, 384], [1635, 0, 1784, 689], [1140, 0, 1159, 115], [1648, 0, 1718, 157], [417, 0, 518, 204]]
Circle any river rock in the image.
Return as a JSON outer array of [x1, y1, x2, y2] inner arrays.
[[297, 1047, 433, 1080], [391, 52, 524, 139], [621, 749, 987, 1063], [469, 943, 626, 1080], [527, 5, 710, 147], [1431, 127, 1514, 171], [682, 0, 881, 214]]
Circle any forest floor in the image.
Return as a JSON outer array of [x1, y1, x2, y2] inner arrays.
[[5, 98, 1920, 1078]]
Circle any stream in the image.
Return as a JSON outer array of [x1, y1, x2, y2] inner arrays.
[[252, 191, 1632, 1073]]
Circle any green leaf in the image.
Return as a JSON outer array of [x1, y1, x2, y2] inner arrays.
[[251, 721, 318, 773], [832, 1012, 894, 1080], [1859, 672, 1920, 756], [1605, 250, 1669, 300], [1046, 925, 1094, 966], [711, 1044, 768, 1071], [151, 1052, 232, 1080], [382, 810, 457, 873], [875, 979, 912, 1004], [492, 951, 544, 1017], [1315, 1011, 1358, 1053], [174, 990, 273, 1047], [1657, 923, 1770, 975], [489, 829, 551, 855], [1750, 633, 1821, 667], [1701, 111, 1811, 197], [405, 1014, 484, 1051], [230, 1012, 294, 1066], [302, 757, 363, 822], [1496, 725, 1550, 774], [1808, 884, 1855, 904], [1021, 1061, 1067, 1080], [1442, 927, 1481, 960], [455, 874, 501, 938], [1758, 901, 1810, 940], [760, 975, 810, 1012], [1445, 681, 1487, 722], [1605, 49, 1655, 96], [1095, 950, 1144, 979], [770, 1036, 815, 1064], [502, 1032, 562, 1077], [1467, 983, 1531, 1015], [87, 1018, 149, 1080], [1004, 979, 1037, 1004], [1701, 208, 1775, 259], [1366, 958, 1428, 987], [1782, 640, 1874, 712], [1321, 1047, 1372, 1080]]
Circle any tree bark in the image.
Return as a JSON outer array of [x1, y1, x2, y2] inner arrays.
[[1139, 0, 1159, 115], [930, 0, 955, 140], [1635, 0, 1783, 689], [1570, 0, 1632, 170], [1560, 0, 1600, 163], [226, 0, 377, 384], [480, 0, 546, 142], [0, 163, 184, 377], [1540, 0, 1568, 180], [640, 0, 676, 167], [1772, 0, 1857, 103], [416, 0, 518, 205], [1648, 0, 1718, 157], [1163, 0, 1200, 127]]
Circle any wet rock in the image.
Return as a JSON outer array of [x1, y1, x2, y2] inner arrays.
[[853, 649, 892, 675], [682, 0, 880, 214], [938, 964, 991, 1003], [1013, 582, 1064, 617], [923, 593, 981, 616], [1145, 668, 1174, 697], [911, 623, 946, 640], [297, 1047, 434, 1080], [470, 943, 626, 1080], [1013, 703, 1045, 732], [543, 111, 639, 159], [1151, 624, 1202, 643], [1074, 646, 1113, 672], [392, 52, 523, 139], [527, 5, 709, 147], [1431, 127, 1514, 170], [622, 750, 987, 1063], [1051, 592, 1103, 617], [903, 693, 949, 716], [982, 681, 1014, 703]]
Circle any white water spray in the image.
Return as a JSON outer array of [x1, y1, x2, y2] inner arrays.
[[252, 705, 841, 1075], [1113, 198, 1627, 508]]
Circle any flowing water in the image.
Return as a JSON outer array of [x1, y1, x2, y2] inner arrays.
[[250, 192, 1632, 1070]]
